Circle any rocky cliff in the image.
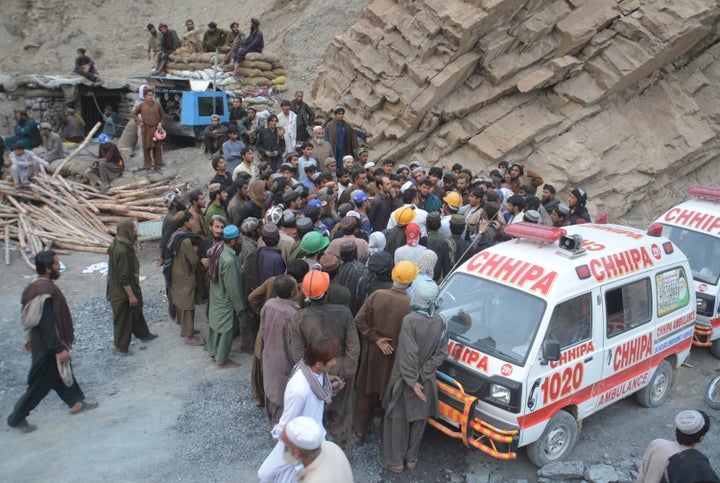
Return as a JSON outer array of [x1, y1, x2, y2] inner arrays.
[[311, 0, 720, 221]]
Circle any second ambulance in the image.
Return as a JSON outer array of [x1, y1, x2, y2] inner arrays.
[[429, 222, 695, 466], [656, 185, 720, 357]]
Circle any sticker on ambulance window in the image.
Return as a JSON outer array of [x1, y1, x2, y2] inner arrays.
[[656, 267, 690, 317]]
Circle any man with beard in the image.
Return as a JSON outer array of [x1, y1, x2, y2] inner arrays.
[[206, 225, 245, 368], [291, 269, 360, 460], [166, 211, 204, 346], [198, 214, 226, 307], [256, 114, 285, 172], [291, 91, 315, 143], [239, 107, 264, 146], [232, 18, 264, 73], [310, 126, 332, 166], [146, 23, 163, 71], [325, 106, 359, 163], [154, 23, 181, 76], [186, 188, 207, 237], [258, 338, 342, 483], [504, 162, 544, 195], [203, 114, 228, 156], [204, 183, 228, 228], [354, 260, 417, 443], [108, 219, 157, 353], [541, 183, 559, 213], [227, 180, 249, 226], [232, 146, 258, 183], [7, 251, 99, 433], [568, 187, 591, 225]]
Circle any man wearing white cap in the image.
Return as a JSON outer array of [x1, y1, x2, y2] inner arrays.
[[282, 416, 353, 482], [638, 409, 716, 483]]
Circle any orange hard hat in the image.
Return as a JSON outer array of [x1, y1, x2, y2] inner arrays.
[[302, 269, 330, 299], [443, 191, 462, 209]]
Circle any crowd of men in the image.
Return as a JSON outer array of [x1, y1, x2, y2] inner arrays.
[[142, 86, 599, 478]]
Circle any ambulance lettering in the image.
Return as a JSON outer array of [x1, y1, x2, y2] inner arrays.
[[656, 312, 695, 338], [663, 207, 720, 235], [448, 340, 489, 372], [467, 252, 559, 296], [581, 240, 606, 251], [589, 247, 654, 282], [541, 362, 584, 404], [613, 333, 652, 371], [549, 341, 595, 369], [597, 371, 650, 407]]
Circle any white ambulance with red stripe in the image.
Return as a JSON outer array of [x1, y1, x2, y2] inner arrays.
[[429, 222, 695, 466], [656, 186, 720, 357]]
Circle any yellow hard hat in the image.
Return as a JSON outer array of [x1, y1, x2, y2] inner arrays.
[[395, 206, 416, 225], [392, 260, 419, 285], [443, 191, 463, 209]]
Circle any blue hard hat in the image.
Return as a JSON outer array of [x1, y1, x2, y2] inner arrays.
[[98, 133, 111, 144]]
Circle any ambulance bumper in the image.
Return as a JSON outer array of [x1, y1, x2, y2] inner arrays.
[[693, 319, 717, 347], [428, 371, 519, 460]]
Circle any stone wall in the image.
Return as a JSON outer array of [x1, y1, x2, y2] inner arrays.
[[311, 0, 720, 221]]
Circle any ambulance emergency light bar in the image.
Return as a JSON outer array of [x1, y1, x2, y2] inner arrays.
[[503, 223, 567, 244], [688, 185, 720, 202]]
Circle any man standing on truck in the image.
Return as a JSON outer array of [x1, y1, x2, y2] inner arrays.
[[132, 87, 165, 172]]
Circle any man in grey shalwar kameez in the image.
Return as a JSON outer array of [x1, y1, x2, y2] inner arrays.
[[380, 279, 447, 473]]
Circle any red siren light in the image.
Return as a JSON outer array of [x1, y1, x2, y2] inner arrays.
[[595, 212, 608, 224], [504, 222, 566, 244], [688, 186, 720, 202], [647, 223, 663, 237]]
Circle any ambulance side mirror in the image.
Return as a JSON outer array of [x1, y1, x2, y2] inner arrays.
[[541, 339, 561, 364]]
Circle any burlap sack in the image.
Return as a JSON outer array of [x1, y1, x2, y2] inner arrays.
[[271, 75, 286, 85], [245, 52, 264, 61], [262, 52, 280, 64], [234, 67, 263, 77], [245, 60, 273, 71], [188, 62, 211, 70], [274, 83, 289, 92], [244, 77, 271, 87], [272, 68, 286, 77]]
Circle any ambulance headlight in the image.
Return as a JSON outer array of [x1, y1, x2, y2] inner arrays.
[[697, 298, 708, 313], [490, 384, 511, 404]]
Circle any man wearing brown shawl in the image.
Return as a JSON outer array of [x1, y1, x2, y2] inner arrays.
[[108, 219, 157, 353], [8, 251, 98, 433]]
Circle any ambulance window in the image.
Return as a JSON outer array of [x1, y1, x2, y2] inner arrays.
[[605, 278, 651, 338], [545, 293, 592, 350], [656, 267, 691, 317]]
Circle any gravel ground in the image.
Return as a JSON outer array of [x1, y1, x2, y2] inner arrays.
[[1, 246, 720, 482]]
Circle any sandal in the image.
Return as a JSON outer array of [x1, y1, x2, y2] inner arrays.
[[12, 419, 38, 433], [378, 457, 404, 473], [70, 400, 98, 414]]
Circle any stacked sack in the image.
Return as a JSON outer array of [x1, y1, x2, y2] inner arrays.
[[165, 52, 288, 92], [233, 52, 287, 91]]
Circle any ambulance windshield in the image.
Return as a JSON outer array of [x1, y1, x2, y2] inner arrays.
[[438, 273, 546, 365], [662, 225, 720, 285]]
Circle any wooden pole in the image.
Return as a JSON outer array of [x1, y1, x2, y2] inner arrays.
[[52, 122, 102, 177], [4, 221, 10, 265]]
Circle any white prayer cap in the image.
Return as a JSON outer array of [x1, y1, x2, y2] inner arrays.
[[313, 125, 323, 133], [400, 180, 414, 193], [285, 416, 325, 450], [675, 410, 704, 435], [342, 155, 354, 162], [363, 162, 375, 170]]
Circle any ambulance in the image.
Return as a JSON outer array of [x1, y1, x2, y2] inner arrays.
[[429, 222, 695, 466], [655, 186, 720, 357]]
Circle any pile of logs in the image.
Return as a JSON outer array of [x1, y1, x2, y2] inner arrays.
[[0, 174, 185, 269]]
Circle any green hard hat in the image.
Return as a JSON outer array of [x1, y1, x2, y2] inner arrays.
[[300, 231, 329, 254]]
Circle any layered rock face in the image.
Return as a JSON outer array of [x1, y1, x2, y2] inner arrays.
[[311, 0, 720, 220]]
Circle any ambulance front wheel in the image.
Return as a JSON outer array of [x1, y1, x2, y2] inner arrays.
[[710, 339, 720, 359], [526, 410, 578, 467], [636, 360, 673, 408]]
